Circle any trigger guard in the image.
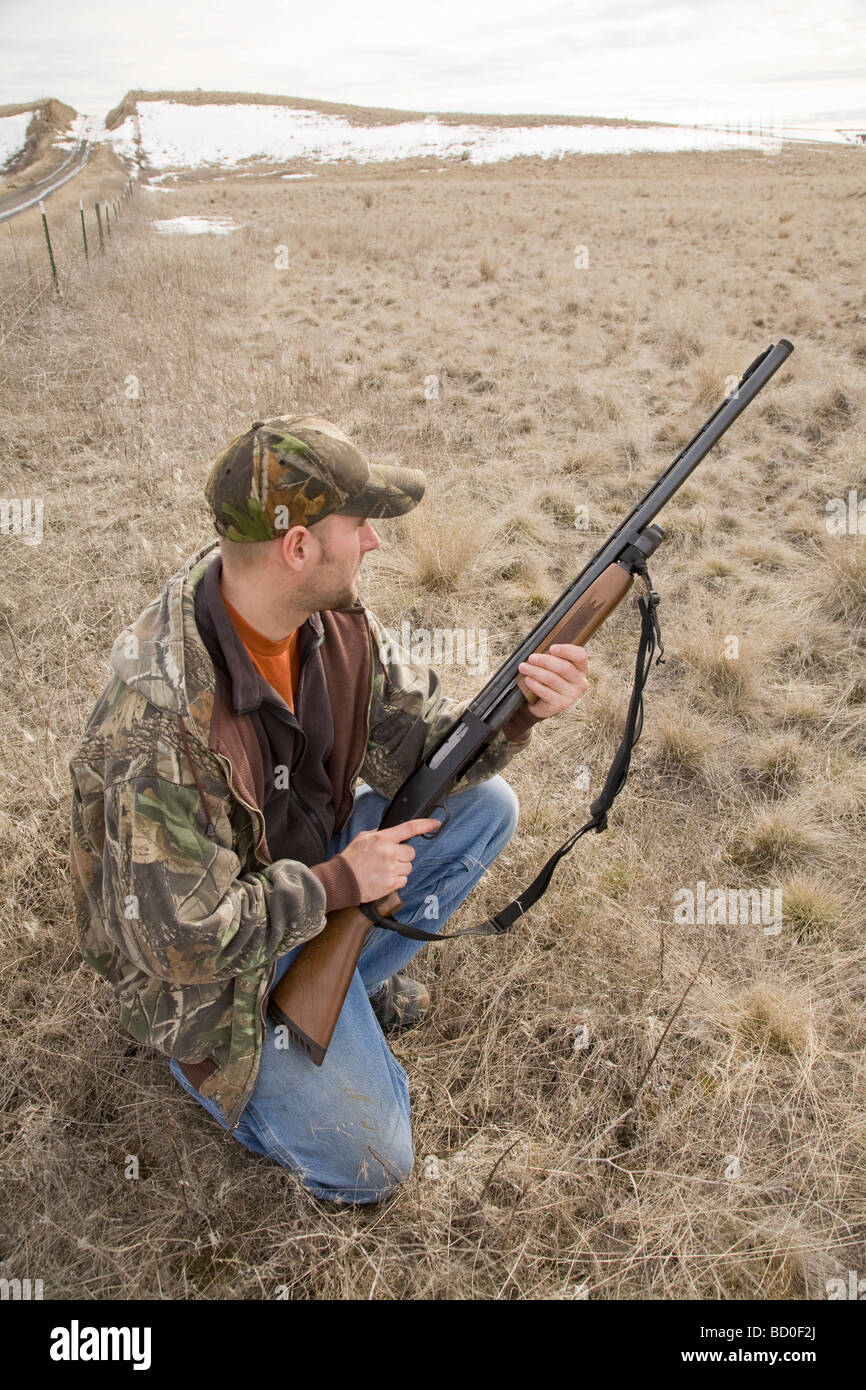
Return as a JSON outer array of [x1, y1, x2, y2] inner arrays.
[[419, 800, 450, 838]]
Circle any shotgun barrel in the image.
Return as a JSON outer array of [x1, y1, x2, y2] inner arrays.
[[269, 339, 795, 1064]]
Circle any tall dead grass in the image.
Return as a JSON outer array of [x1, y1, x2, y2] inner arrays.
[[0, 140, 864, 1300]]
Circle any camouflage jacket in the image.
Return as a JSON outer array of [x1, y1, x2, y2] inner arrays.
[[69, 540, 536, 1130]]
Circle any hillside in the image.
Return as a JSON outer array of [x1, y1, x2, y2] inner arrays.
[[104, 88, 665, 132], [102, 91, 800, 177], [0, 98, 78, 182]]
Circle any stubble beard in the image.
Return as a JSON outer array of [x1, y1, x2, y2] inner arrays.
[[310, 552, 361, 614], [326, 570, 361, 611]]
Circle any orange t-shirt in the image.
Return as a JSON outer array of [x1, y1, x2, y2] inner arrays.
[[221, 590, 301, 713]]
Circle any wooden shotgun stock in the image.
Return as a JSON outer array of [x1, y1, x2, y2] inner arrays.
[[267, 560, 635, 1066], [268, 888, 403, 1065]]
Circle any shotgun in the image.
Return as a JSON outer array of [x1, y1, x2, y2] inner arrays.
[[269, 339, 794, 1064]]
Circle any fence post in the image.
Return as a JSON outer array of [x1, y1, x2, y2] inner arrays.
[[79, 197, 88, 260], [7, 218, 22, 272], [95, 202, 105, 253], [39, 200, 61, 297]]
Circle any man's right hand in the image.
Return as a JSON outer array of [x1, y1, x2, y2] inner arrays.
[[340, 819, 442, 903]]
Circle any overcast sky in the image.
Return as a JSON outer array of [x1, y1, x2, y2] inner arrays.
[[2, 0, 864, 128]]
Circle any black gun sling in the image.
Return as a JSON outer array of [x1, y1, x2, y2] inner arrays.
[[359, 564, 664, 944]]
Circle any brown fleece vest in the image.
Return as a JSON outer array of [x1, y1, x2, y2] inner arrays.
[[197, 578, 373, 866]]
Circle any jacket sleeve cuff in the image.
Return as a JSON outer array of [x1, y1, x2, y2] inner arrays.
[[501, 704, 543, 745], [309, 854, 362, 912]]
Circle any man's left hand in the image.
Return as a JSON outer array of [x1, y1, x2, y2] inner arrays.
[[517, 643, 590, 719]]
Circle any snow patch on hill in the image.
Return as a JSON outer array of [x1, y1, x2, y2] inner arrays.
[[105, 100, 832, 172], [0, 112, 33, 169]]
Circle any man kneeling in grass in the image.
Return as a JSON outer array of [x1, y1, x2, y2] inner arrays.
[[70, 416, 589, 1203]]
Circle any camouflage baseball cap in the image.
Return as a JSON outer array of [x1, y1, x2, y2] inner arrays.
[[205, 414, 426, 542]]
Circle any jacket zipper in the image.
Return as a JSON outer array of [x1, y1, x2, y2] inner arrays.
[[338, 639, 374, 831], [214, 749, 268, 863]]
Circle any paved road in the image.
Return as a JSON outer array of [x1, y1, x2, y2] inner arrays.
[[0, 139, 92, 223]]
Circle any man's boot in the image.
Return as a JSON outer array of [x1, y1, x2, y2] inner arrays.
[[368, 974, 431, 1034]]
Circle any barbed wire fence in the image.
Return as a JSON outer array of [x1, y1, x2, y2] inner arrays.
[[0, 174, 138, 352]]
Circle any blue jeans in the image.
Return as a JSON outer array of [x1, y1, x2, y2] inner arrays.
[[170, 775, 519, 1204]]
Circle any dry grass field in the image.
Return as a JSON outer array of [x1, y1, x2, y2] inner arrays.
[[1, 136, 864, 1300]]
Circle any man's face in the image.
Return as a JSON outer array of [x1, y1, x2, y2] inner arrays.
[[308, 513, 381, 610]]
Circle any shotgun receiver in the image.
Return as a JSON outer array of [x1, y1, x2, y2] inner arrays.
[[269, 339, 794, 1064]]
